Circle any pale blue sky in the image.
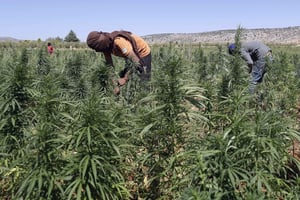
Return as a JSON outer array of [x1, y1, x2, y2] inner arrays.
[[1, 0, 299, 41]]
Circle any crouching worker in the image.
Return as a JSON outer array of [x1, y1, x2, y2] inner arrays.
[[228, 41, 273, 94], [86, 30, 151, 95]]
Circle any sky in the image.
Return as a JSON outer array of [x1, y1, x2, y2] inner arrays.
[[1, 0, 300, 42]]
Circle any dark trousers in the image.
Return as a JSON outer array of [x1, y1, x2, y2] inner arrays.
[[140, 53, 152, 81]]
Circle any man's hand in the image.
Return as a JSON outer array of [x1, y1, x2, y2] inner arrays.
[[247, 64, 253, 73], [118, 72, 129, 86], [114, 86, 120, 95], [118, 77, 128, 86], [112, 74, 129, 95]]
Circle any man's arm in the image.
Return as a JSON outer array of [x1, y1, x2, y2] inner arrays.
[[240, 49, 253, 73], [240, 50, 253, 65], [103, 52, 114, 67]]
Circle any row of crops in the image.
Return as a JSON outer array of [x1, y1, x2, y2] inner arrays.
[[0, 34, 300, 199]]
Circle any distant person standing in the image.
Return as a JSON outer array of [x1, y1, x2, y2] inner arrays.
[[228, 41, 273, 94], [47, 42, 54, 55], [86, 30, 151, 95]]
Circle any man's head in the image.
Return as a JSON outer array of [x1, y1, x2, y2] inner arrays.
[[86, 31, 112, 52], [228, 43, 236, 55]]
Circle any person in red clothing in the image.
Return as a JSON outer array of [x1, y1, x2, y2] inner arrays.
[[47, 42, 54, 55], [86, 30, 151, 94]]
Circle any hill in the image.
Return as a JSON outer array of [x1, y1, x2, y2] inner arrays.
[[143, 26, 300, 45], [0, 37, 19, 42], [1, 26, 300, 45]]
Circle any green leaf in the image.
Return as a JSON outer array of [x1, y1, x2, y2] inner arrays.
[[80, 155, 90, 178]]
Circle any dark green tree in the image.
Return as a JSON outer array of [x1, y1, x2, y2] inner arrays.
[[64, 30, 80, 42]]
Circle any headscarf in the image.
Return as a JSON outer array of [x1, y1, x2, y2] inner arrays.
[[87, 30, 145, 66], [86, 31, 112, 52]]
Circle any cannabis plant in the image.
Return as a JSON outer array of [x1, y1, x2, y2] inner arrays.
[[63, 92, 129, 200], [13, 75, 70, 200]]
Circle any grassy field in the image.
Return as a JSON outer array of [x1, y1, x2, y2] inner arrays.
[[0, 39, 300, 199]]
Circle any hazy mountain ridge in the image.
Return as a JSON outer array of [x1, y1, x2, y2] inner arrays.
[[1, 26, 300, 45], [0, 37, 19, 42], [143, 26, 300, 45]]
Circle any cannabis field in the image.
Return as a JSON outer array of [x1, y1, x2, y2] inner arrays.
[[1, 37, 300, 199]]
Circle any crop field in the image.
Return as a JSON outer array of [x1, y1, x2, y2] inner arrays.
[[0, 36, 300, 199]]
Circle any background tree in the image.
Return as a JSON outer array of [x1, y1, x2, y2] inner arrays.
[[64, 30, 80, 42]]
